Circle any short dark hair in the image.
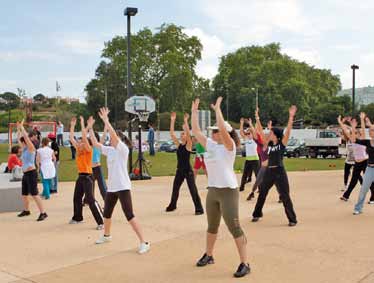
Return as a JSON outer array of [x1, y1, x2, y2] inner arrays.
[[11, 145, 20, 154], [94, 131, 100, 141], [20, 137, 25, 144], [42, 137, 50, 147]]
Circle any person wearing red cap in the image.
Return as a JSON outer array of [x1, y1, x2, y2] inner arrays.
[[48, 133, 59, 193]]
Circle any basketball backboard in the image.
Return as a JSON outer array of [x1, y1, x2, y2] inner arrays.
[[125, 95, 156, 115]]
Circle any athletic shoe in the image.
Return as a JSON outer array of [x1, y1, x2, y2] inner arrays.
[[69, 219, 83, 224], [95, 235, 112, 244], [37, 213, 48, 222], [278, 198, 283, 203], [196, 253, 214, 267], [165, 206, 176, 212], [96, 224, 104, 230], [353, 210, 362, 215], [247, 192, 255, 201], [251, 217, 261, 222], [233, 263, 251, 278], [368, 201, 374, 204], [17, 210, 31, 217], [138, 242, 150, 254], [288, 222, 297, 227], [239, 187, 245, 192], [195, 210, 204, 215], [340, 196, 348, 202]]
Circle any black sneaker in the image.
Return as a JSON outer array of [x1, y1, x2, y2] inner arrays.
[[165, 206, 176, 212], [196, 253, 214, 267], [251, 217, 261, 222], [37, 213, 48, 222], [234, 263, 251, 278], [239, 187, 245, 192], [18, 210, 31, 217], [195, 210, 204, 215], [247, 192, 255, 201], [288, 222, 297, 227]]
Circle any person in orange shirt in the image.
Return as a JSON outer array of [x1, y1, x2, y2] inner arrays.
[[7, 145, 22, 172], [69, 116, 103, 229]]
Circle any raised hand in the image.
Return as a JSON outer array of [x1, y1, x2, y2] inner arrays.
[[71, 117, 77, 127], [240, 118, 245, 124], [267, 120, 272, 130], [191, 98, 200, 112], [360, 112, 366, 120], [98, 107, 110, 122], [350, 118, 358, 128], [79, 116, 85, 126], [210, 97, 223, 112], [255, 107, 259, 119], [366, 117, 372, 126], [87, 116, 95, 128], [248, 118, 253, 126], [184, 113, 190, 121], [289, 105, 297, 117], [171, 112, 177, 121], [337, 115, 342, 124]]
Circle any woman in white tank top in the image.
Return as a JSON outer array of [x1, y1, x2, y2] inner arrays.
[[36, 137, 56, 199]]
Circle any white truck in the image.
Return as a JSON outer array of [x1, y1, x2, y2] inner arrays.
[[304, 130, 341, 158]]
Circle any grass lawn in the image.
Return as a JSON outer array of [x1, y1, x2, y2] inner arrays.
[[0, 144, 344, 182]]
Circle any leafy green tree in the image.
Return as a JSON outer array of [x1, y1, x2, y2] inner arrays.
[[0, 92, 20, 109]]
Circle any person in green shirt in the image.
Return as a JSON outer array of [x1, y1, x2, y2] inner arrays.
[[192, 136, 208, 179]]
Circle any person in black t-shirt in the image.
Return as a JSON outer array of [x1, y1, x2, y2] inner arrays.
[[165, 112, 204, 215], [48, 133, 59, 194], [252, 105, 298, 226]]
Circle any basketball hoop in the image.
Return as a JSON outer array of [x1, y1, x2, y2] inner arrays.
[[137, 111, 150, 122]]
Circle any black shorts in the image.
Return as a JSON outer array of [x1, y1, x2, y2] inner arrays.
[[22, 170, 39, 196]]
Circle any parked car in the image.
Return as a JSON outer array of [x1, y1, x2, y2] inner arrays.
[[158, 141, 177, 152], [285, 138, 308, 158], [304, 130, 341, 158]]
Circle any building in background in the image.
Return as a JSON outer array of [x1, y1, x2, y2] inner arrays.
[[337, 86, 374, 106]]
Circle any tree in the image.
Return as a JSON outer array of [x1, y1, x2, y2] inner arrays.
[[0, 92, 20, 109], [33, 93, 46, 103], [212, 43, 342, 125], [86, 23, 206, 128]]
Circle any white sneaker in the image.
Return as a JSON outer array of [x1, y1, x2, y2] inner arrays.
[[96, 235, 112, 244], [368, 201, 374, 205], [96, 224, 104, 230], [69, 219, 83, 224], [138, 242, 150, 254], [353, 210, 362, 215]]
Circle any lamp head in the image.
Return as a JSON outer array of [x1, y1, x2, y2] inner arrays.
[[124, 7, 138, 16]]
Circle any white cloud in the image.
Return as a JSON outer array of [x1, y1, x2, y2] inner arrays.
[[199, 0, 316, 45], [60, 38, 104, 55], [184, 27, 226, 79], [0, 51, 60, 62], [283, 48, 321, 67]]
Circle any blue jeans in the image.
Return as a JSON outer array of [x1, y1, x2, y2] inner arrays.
[[51, 161, 59, 192], [41, 172, 52, 199], [149, 142, 155, 156], [354, 166, 374, 212]]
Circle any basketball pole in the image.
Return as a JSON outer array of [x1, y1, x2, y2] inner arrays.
[[125, 7, 138, 175]]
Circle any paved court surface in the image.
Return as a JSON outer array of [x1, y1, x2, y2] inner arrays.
[[1, 171, 374, 283]]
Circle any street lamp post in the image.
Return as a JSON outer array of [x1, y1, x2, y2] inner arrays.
[[351, 64, 359, 117], [124, 7, 138, 174], [251, 87, 259, 110]]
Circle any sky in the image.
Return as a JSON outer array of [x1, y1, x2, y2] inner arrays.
[[1, 0, 373, 101]]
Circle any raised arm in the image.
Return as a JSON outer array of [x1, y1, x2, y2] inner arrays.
[[350, 118, 358, 143], [337, 115, 352, 141], [80, 116, 91, 151], [87, 116, 101, 149], [98, 107, 120, 148], [255, 108, 265, 141], [211, 97, 233, 151], [360, 112, 366, 139], [16, 123, 22, 146], [69, 117, 78, 149], [239, 118, 246, 139], [183, 113, 193, 151], [248, 118, 258, 139], [191, 99, 207, 148], [170, 112, 180, 147], [19, 120, 35, 152], [99, 125, 108, 145], [282, 105, 297, 145]]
